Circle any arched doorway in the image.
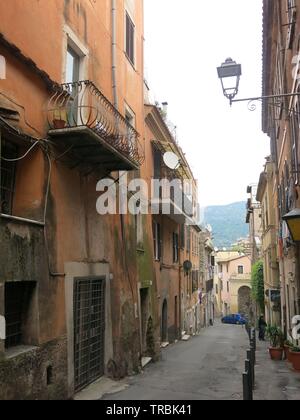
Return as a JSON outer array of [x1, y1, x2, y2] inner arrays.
[[161, 299, 168, 342], [238, 286, 251, 317]]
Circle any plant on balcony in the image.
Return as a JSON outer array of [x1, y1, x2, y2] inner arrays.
[[52, 108, 67, 129], [289, 346, 300, 371], [266, 325, 284, 360], [251, 260, 264, 314]]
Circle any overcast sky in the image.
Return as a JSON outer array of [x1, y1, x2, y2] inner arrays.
[[144, 0, 270, 208]]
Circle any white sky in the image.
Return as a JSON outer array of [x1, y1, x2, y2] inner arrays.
[[144, 0, 270, 207]]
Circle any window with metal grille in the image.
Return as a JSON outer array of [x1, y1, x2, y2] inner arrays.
[[125, 12, 135, 64], [238, 265, 244, 275], [5, 282, 35, 349], [0, 140, 17, 214]]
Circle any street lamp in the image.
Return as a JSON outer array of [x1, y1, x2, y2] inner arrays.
[[282, 209, 300, 242], [217, 58, 242, 103], [217, 58, 300, 107]]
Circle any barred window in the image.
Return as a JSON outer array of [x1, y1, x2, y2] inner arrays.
[[0, 140, 17, 214], [5, 282, 36, 349]]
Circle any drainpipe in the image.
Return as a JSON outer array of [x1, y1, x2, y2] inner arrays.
[[112, 0, 118, 109]]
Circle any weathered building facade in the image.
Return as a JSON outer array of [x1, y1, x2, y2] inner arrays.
[[261, 0, 300, 337], [214, 252, 252, 318], [199, 229, 215, 327], [246, 184, 262, 264], [0, 0, 161, 399], [256, 157, 281, 326], [144, 103, 200, 343]]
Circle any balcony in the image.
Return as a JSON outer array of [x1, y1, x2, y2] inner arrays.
[[47, 81, 144, 171], [152, 186, 195, 224]]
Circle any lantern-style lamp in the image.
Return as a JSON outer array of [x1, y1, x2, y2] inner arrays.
[[217, 58, 242, 104], [282, 208, 300, 242]]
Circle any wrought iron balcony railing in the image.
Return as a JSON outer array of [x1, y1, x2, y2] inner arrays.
[[47, 80, 144, 169]]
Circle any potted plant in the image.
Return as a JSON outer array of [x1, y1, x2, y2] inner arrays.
[[52, 109, 67, 129], [289, 346, 300, 371], [266, 325, 284, 360]]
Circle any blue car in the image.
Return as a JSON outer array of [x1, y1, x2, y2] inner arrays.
[[221, 313, 247, 325]]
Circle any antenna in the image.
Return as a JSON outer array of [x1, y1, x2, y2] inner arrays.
[[163, 151, 181, 170]]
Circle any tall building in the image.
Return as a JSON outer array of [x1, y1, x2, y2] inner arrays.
[[261, 0, 300, 337], [0, 0, 155, 399], [246, 184, 262, 264], [256, 157, 281, 326]]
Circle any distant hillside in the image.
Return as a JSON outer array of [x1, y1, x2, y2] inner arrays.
[[203, 202, 249, 248]]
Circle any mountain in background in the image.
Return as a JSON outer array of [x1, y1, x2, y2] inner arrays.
[[203, 201, 249, 249]]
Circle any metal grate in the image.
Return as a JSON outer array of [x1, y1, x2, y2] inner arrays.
[[74, 277, 106, 392], [4, 282, 35, 348]]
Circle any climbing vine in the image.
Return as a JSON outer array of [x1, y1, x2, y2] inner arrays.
[[251, 260, 265, 313]]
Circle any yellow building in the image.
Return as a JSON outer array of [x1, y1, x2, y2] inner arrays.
[[214, 253, 252, 318], [256, 157, 281, 326]]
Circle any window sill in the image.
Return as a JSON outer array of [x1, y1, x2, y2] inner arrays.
[[124, 52, 136, 71], [5, 345, 38, 359]]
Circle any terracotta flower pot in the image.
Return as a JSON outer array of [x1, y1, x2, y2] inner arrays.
[[289, 351, 300, 371], [286, 346, 293, 363], [284, 345, 291, 360], [53, 119, 66, 129], [269, 347, 283, 361]]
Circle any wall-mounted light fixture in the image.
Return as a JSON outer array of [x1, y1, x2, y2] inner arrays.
[[217, 58, 300, 107]]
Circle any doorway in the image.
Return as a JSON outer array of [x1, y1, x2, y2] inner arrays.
[[74, 277, 106, 391], [161, 299, 168, 342]]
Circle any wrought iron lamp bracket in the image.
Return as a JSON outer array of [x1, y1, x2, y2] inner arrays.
[[229, 92, 300, 110]]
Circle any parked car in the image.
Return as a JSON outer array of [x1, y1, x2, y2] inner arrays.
[[221, 313, 247, 325]]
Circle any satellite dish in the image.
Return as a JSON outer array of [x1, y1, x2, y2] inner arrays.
[[183, 260, 192, 273], [163, 151, 180, 170]]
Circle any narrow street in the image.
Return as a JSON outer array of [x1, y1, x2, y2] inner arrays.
[[101, 322, 248, 401]]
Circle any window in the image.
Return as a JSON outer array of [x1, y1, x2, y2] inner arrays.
[[153, 148, 162, 180], [135, 214, 143, 245], [66, 46, 80, 83], [192, 271, 199, 293], [125, 12, 135, 64], [153, 221, 161, 261], [173, 232, 179, 263], [216, 284, 218, 294], [186, 226, 191, 253], [227, 282, 229, 293], [0, 140, 17, 214], [220, 280, 223, 291], [5, 282, 36, 349], [290, 102, 300, 184], [125, 104, 136, 151], [238, 265, 244, 275], [287, 0, 296, 49], [219, 263, 223, 273], [180, 224, 185, 249]]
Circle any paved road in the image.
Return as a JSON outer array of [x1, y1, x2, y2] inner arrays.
[[102, 321, 249, 400]]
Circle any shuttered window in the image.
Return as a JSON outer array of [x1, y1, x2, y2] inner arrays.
[[126, 12, 135, 64]]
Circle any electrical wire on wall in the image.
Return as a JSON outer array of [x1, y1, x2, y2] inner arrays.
[[0, 121, 65, 277]]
